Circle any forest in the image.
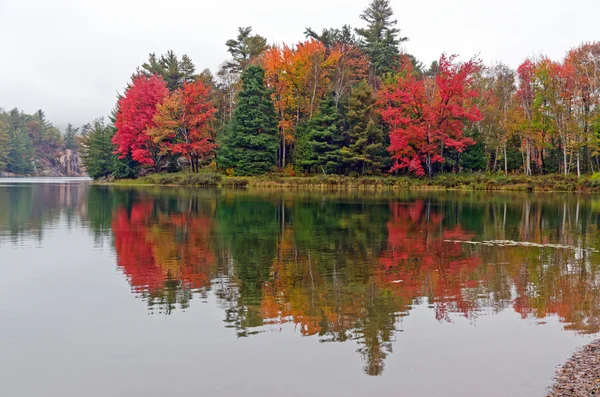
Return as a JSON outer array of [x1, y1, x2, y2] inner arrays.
[[4, 0, 600, 179], [0, 108, 83, 176]]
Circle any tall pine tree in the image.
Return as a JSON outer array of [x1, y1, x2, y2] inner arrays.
[[0, 119, 9, 171], [81, 118, 115, 179], [355, 0, 407, 76], [63, 123, 79, 150], [296, 94, 345, 174], [343, 81, 387, 175], [8, 127, 34, 175], [218, 65, 278, 175]]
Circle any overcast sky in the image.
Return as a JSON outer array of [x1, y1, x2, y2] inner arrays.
[[0, 0, 598, 129]]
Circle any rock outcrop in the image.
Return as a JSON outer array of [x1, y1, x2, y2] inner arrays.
[[34, 149, 87, 177]]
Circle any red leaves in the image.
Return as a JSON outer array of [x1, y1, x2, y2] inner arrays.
[[114, 75, 169, 166], [114, 75, 216, 172], [160, 81, 218, 168], [379, 54, 482, 176]]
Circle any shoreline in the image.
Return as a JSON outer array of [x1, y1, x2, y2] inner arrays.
[[547, 340, 600, 396], [100, 172, 600, 193]]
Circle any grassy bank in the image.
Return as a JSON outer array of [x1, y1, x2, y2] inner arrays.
[[104, 171, 600, 192]]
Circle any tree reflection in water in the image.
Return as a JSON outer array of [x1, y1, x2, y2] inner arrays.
[[83, 188, 600, 375]]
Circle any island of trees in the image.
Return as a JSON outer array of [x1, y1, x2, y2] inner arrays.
[[3, 0, 600, 182]]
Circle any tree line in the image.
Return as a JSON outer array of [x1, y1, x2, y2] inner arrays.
[[0, 108, 82, 175], [77, 0, 600, 178]]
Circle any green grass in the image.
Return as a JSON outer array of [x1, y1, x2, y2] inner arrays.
[[105, 171, 600, 192]]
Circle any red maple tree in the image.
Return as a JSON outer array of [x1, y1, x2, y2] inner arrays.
[[150, 81, 217, 172], [379, 54, 482, 176], [113, 74, 169, 170]]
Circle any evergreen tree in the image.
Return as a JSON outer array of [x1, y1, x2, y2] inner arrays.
[[305, 25, 358, 50], [296, 94, 345, 174], [224, 27, 267, 74], [343, 81, 387, 175], [34, 109, 52, 129], [355, 0, 408, 76], [8, 127, 34, 175], [218, 66, 278, 175], [0, 119, 9, 171], [63, 123, 79, 150], [81, 118, 115, 179], [179, 54, 197, 84], [459, 128, 487, 172], [141, 51, 196, 91]]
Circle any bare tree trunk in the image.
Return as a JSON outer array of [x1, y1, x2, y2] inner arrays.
[[563, 143, 568, 175], [504, 143, 508, 174], [282, 138, 286, 168]]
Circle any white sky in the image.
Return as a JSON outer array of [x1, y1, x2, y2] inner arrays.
[[0, 0, 598, 128]]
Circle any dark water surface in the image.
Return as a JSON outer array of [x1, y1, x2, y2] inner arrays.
[[1, 180, 599, 396]]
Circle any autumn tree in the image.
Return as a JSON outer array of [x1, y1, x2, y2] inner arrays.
[[150, 81, 217, 172], [380, 55, 482, 176], [305, 25, 370, 106], [218, 66, 278, 175], [566, 42, 600, 174], [355, 0, 407, 76], [113, 74, 169, 172]]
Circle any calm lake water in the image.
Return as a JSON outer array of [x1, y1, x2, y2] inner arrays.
[[1, 179, 599, 397]]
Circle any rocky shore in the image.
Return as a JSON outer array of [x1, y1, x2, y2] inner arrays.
[[548, 340, 600, 396]]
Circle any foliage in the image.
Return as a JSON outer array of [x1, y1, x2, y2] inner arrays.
[[380, 54, 482, 176], [113, 74, 169, 170], [150, 80, 217, 172]]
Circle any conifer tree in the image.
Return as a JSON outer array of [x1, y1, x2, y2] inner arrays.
[[218, 66, 278, 175], [0, 120, 9, 171], [343, 81, 387, 174], [63, 123, 79, 150], [8, 127, 34, 175], [296, 94, 345, 174], [355, 0, 407, 76], [224, 27, 267, 74], [81, 118, 115, 179]]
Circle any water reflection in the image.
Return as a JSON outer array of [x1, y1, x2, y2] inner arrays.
[[2, 184, 600, 377]]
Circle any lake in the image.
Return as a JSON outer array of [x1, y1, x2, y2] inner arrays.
[[1, 179, 598, 397]]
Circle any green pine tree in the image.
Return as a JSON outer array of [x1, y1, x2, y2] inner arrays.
[[355, 0, 408, 76], [141, 51, 196, 91], [81, 118, 115, 179], [224, 27, 268, 74], [459, 128, 487, 172], [343, 81, 387, 175], [63, 123, 79, 150], [0, 119, 9, 171], [8, 127, 34, 175], [296, 94, 345, 174], [218, 65, 278, 176]]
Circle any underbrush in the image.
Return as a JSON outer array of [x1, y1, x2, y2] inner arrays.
[[105, 172, 600, 192]]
